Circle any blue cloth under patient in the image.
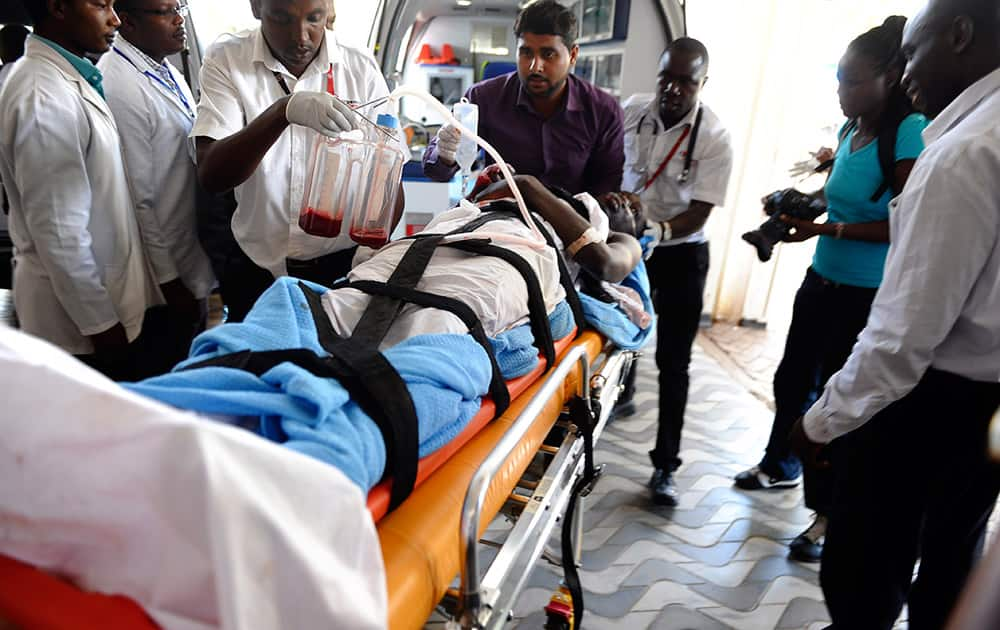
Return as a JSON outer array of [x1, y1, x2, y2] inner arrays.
[[127, 270, 649, 493]]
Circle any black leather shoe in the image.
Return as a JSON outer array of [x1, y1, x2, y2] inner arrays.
[[788, 514, 826, 563], [649, 468, 678, 506]]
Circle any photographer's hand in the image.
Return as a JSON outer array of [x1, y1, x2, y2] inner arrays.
[[778, 214, 824, 242]]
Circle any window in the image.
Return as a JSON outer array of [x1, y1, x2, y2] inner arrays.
[[575, 52, 623, 96]]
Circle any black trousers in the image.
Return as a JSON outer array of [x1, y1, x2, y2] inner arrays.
[[762, 267, 876, 514], [218, 245, 356, 323], [647, 242, 709, 472], [821, 368, 1000, 630]]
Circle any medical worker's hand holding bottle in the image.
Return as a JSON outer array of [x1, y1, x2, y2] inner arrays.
[[285, 91, 358, 137], [434, 124, 461, 165]]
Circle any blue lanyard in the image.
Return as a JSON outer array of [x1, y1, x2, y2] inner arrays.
[[112, 47, 193, 118]]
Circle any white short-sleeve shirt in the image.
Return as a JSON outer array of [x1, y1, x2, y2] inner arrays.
[[192, 29, 397, 277], [621, 94, 733, 246]]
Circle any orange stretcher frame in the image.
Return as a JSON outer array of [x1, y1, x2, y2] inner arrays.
[[0, 332, 604, 630], [367, 331, 579, 522]]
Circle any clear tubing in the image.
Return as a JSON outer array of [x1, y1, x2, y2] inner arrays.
[[387, 86, 546, 249]]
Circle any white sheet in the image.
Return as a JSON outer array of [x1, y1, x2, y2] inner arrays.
[[327, 195, 609, 348], [0, 325, 387, 630]]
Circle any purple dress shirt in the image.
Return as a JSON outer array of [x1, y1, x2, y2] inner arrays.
[[422, 72, 625, 196]]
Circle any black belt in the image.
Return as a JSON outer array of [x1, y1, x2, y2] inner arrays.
[[807, 267, 876, 292]]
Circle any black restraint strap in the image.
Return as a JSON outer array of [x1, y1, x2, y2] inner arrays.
[[296, 289, 421, 511], [454, 200, 587, 334], [561, 395, 602, 629], [350, 236, 443, 346], [339, 279, 511, 415], [528, 213, 587, 334], [443, 238, 556, 369], [182, 342, 419, 513]]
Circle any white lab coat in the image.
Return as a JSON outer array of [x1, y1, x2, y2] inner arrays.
[[0, 325, 388, 630], [0, 37, 161, 355], [99, 39, 215, 299]]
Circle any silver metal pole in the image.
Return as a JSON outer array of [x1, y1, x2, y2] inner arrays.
[[458, 346, 591, 627]]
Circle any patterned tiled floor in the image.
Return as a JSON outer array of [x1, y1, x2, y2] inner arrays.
[[429, 339, 923, 630], [505, 343, 841, 630]]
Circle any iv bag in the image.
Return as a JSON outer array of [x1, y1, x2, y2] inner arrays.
[[453, 99, 479, 175]]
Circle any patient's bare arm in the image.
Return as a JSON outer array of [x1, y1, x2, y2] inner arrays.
[[474, 175, 642, 284]]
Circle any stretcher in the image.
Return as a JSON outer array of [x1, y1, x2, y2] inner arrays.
[[0, 328, 635, 630]]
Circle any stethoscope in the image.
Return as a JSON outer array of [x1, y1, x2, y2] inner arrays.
[[112, 47, 194, 119], [633, 104, 704, 192]]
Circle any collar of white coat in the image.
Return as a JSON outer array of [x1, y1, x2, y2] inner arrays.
[[115, 36, 169, 76], [923, 66, 1000, 146], [113, 37, 193, 117], [251, 28, 343, 79], [23, 37, 112, 118]]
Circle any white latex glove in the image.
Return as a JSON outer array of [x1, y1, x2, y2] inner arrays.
[[641, 220, 669, 260], [285, 91, 357, 137], [435, 124, 461, 164], [643, 219, 666, 244]]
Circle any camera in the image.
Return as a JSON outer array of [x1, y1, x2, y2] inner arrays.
[[742, 188, 827, 262]]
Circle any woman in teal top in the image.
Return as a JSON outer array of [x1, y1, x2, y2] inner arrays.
[[734, 16, 929, 562]]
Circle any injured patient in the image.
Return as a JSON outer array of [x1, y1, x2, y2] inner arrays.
[[0, 177, 652, 630], [127, 175, 654, 501]]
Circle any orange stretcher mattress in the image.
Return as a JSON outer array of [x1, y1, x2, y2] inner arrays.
[[378, 330, 605, 630], [367, 330, 579, 522]]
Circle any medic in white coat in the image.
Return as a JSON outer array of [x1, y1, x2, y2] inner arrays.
[[98, 0, 216, 366], [0, 1, 160, 377]]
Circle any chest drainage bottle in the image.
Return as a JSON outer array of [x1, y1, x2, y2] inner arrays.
[[298, 114, 405, 248]]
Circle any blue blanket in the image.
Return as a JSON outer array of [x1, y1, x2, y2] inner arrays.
[[128, 267, 650, 493], [580, 259, 655, 351]]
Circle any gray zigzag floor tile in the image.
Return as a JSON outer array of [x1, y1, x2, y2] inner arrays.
[[774, 597, 831, 629], [649, 604, 735, 630], [622, 558, 706, 587], [719, 518, 803, 544], [689, 581, 770, 613], [744, 555, 819, 583], [669, 541, 746, 566]]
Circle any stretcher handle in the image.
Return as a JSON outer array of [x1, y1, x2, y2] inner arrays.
[[457, 345, 592, 627]]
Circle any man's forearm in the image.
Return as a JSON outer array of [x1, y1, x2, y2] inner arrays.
[[662, 201, 714, 239], [196, 97, 291, 194]]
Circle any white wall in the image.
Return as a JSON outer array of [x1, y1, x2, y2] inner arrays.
[[686, 0, 928, 328]]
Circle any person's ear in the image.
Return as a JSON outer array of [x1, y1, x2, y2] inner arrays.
[[117, 11, 138, 36], [48, 0, 67, 21], [952, 14, 974, 55], [568, 44, 579, 66]]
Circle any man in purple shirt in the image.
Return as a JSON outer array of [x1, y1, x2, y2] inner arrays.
[[422, 0, 624, 196]]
